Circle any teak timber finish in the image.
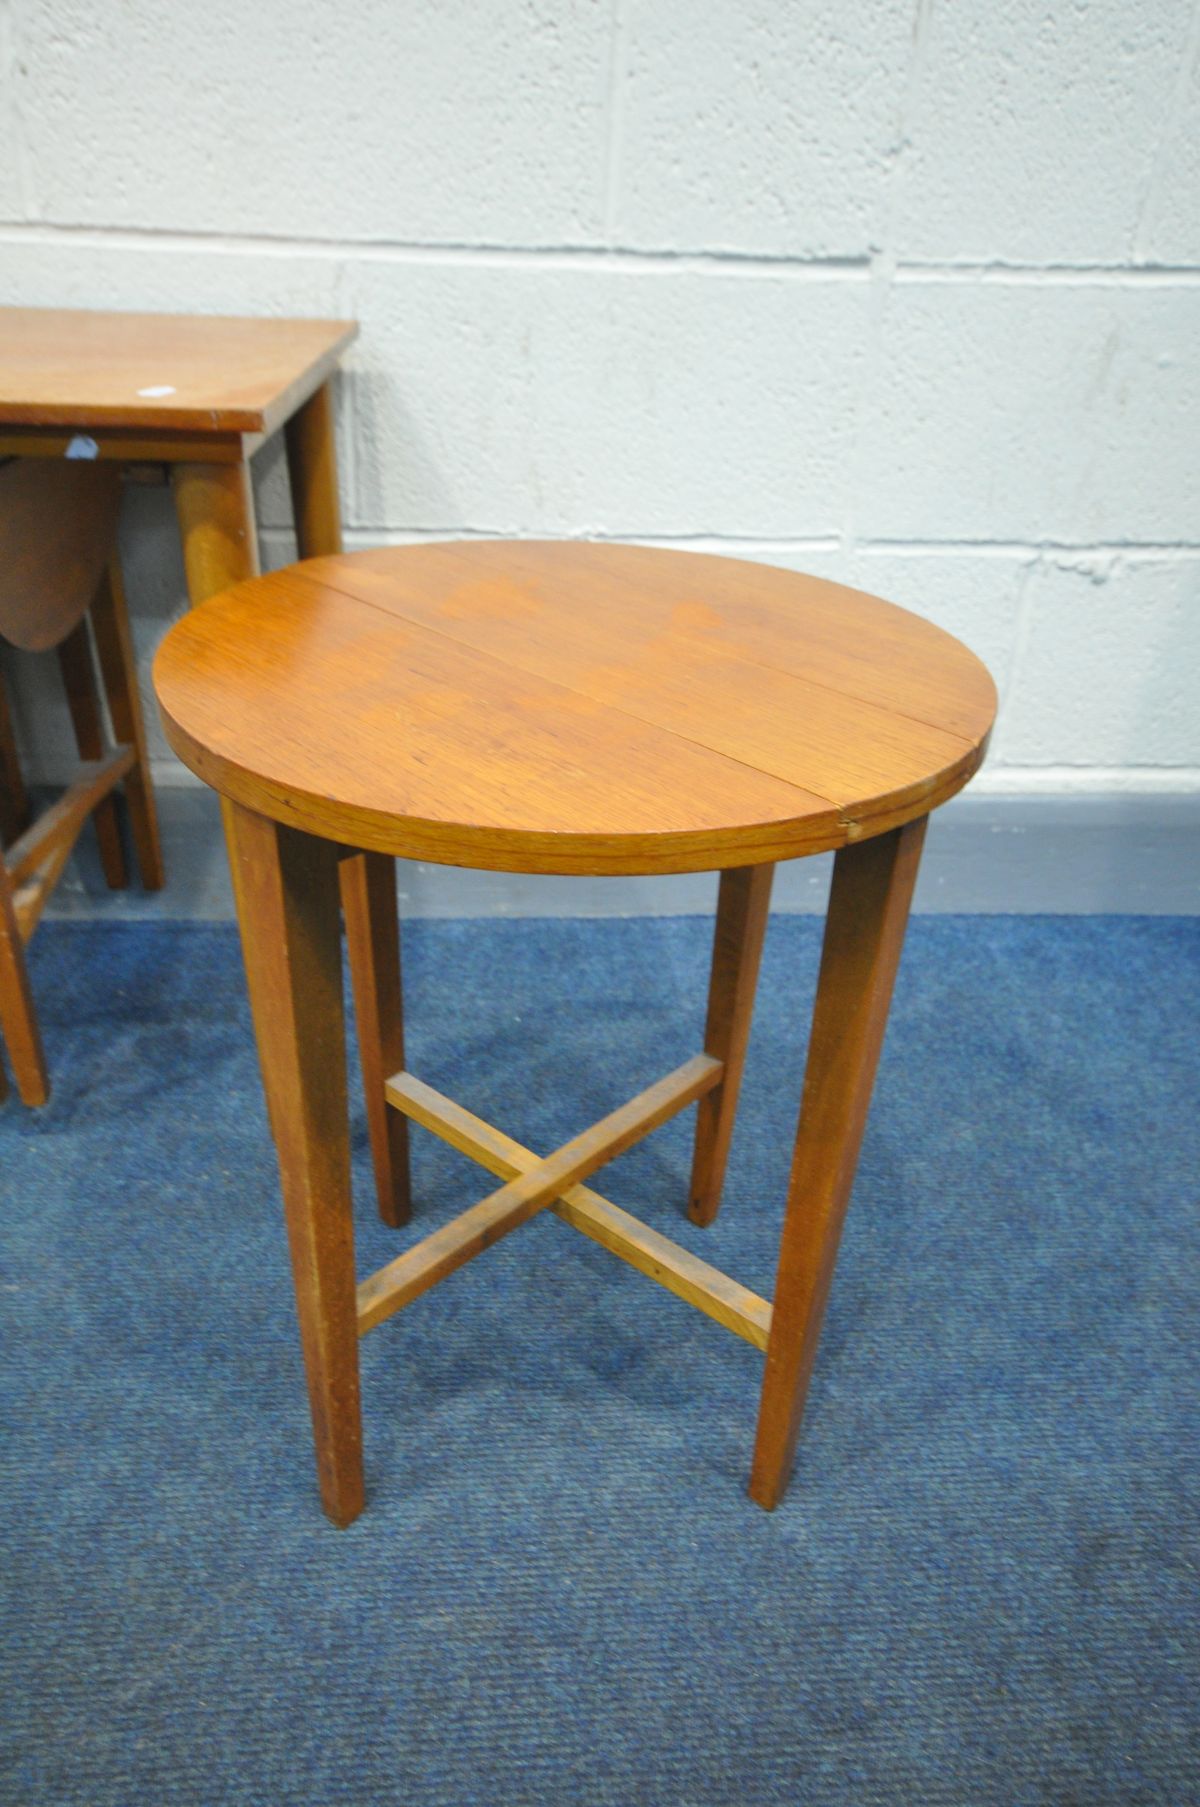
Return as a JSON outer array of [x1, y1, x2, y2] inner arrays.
[[150, 541, 993, 1524], [0, 459, 123, 651], [689, 863, 775, 1227], [0, 672, 30, 845], [0, 459, 163, 1104], [154, 542, 997, 877], [357, 1053, 722, 1335], [385, 1069, 774, 1351], [222, 801, 364, 1527], [750, 817, 927, 1510], [56, 619, 127, 891], [0, 309, 350, 1110], [284, 381, 344, 560], [280, 376, 413, 1231], [0, 428, 252, 466], [340, 851, 411, 1229], [90, 565, 165, 893], [5, 748, 135, 892], [8, 756, 137, 949], [0, 867, 46, 1106], [0, 309, 357, 439], [172, 461, 260, 603]]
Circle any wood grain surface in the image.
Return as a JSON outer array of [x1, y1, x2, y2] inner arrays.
[[689, 862, 775, 1226], [0, 460, 122, 651], [357, 1053, 722, 1334], [0, 309, 357, 436], [385, 1069, 774, 1350], [154, 541, 996, 875], [0, 459, 165, 1108], [222, 800, 364, 1526], [750, 816, 928, 1509]]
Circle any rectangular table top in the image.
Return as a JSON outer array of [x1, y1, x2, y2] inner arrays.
[[0, 308, 358, 437]]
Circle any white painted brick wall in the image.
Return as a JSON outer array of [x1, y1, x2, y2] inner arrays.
[[617, 2, 914, 256], [1, 0, 1197, 794], [349, 263, 871, 534], [860, 283, 1200, 542], [890, 0, 1196, 264]]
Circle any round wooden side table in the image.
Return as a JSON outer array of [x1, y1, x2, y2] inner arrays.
[[153, 541, 996, 1526]]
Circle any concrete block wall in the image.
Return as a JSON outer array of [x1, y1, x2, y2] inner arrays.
[[1, 0, 1198, 799]]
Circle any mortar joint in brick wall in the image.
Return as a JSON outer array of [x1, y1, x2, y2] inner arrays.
[[2, 221, 1198, 283], [265, 528, 1200, 560]]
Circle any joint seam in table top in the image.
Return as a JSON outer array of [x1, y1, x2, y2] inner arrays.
[[448, 540, 987, 754], [276, 562, 981, 820], [281, 565, 849, 816], [298, 551, 983, 757]]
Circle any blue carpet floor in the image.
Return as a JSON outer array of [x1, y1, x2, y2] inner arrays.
[[1, 914, 1196, 1805]]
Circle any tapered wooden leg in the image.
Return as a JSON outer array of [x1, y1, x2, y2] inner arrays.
[[340, 851, 411, 1228], [0, 870, 48, 1106], [0, 667, 30, 848], [172, 460, 259, 605], [222, 799, 364, 1527], [56, 622, 127, 890], [688, 862, 774, 1227], [285, 383, 411, 1232], [90, 561, 164, 891], [749, 818, 927, 1511], [285, 379, 343, 560]]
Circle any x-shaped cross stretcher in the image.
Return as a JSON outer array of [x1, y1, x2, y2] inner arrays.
[[355, 1054, 773, 1350]]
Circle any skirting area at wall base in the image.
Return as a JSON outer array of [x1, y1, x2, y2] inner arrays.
[[36, 785, 1200, 918]]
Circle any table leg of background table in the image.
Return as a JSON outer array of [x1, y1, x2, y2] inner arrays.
[[57, 620, 127, 890], [341, 851, 412, 1228], [688, 862, 774, 1227], [223, 799, 365, 1527], [172, 461, 260, 604], [749, 818, 927, 1511], [90, 561, 165, 892], [0, 869, 48, 1106], [0, 669, 31, 846], [285, 379, 342, 560]]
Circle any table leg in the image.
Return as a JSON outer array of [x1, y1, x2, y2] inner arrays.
[[0, 870, 48, 1106], [0, 668, 31, 847], [57, 621, 127, 890], [90, 561, 165, 892], [749, 818, 926, 1510], [340, 851, 412, 1228], [285, 379, 343, 560], [284, 381, 411, 1233], [688, 863, 774, 1227], [172, 461, 259, 604], [223, 799, 364, 1527]]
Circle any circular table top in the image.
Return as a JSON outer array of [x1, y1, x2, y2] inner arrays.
[[153, 541, 996, 876]]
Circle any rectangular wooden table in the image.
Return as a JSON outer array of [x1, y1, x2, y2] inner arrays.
[[0, 307, 359, 603]]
